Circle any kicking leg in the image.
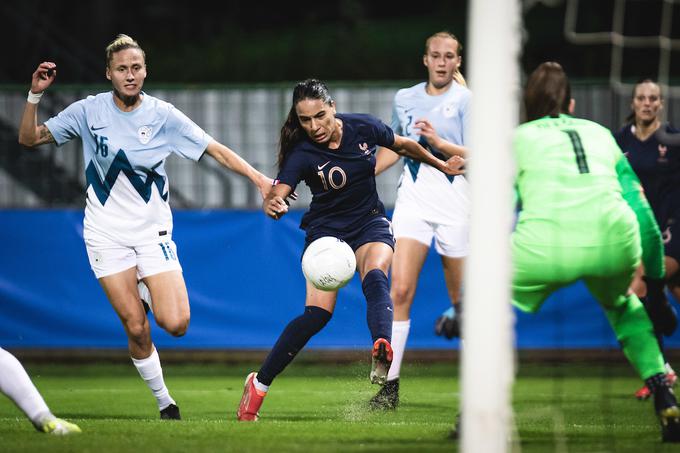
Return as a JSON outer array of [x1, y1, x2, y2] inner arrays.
[[237, 282, 335, 421]]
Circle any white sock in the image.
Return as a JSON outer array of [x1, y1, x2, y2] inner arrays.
[[0, 348, 53, 426], [253, 375, 269, 393], [131, 347, 175, 410], [387, 320, 411, 381]]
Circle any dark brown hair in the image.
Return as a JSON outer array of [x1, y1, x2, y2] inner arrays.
[[277, 79, 333, 169], [524, 62, 571, 121]]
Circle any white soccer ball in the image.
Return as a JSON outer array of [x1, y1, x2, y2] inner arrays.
[[301, 236, 356, 291]]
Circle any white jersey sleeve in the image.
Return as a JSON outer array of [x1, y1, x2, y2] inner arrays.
[[165, 106, 211, 161], [45, 99, 87, 146]]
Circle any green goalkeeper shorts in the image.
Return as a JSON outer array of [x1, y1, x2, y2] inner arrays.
[[512, 236, 641, 313]]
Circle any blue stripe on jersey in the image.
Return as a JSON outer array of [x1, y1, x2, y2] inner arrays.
[[406, 136, 455, 183], [86, 150, 168, 206], [405, 157, 420, 182]]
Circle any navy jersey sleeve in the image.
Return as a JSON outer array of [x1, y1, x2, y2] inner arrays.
[[612, 126, 627, 152], [276, 148, 307, 191], [366, 114, 395, 148]]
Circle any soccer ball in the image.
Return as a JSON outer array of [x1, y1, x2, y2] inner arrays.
[[301, 236, 356, 291]]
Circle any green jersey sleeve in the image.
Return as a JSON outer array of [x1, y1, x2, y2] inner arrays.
[[615, 154, 665, 279]]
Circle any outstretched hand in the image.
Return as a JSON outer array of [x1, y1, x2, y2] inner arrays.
[[443, 155, 466, 176], [415, 118, 442, 149], [260, 178, 298, 205], [263, 195, 289, 220], [31, 62, 57, 94]]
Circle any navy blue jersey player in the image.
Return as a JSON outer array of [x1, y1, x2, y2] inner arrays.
[[278, 112, 393, 235], [614, 79, 680, 400], [237, 79, 465, 421]]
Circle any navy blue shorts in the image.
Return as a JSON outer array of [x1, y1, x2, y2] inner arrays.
[[303, 216, 395, 254]]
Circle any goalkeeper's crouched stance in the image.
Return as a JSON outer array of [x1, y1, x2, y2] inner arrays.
[[486, 62, 680, 443]]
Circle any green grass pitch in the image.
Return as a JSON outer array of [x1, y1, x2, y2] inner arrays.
[[0, 360, 677, 452]]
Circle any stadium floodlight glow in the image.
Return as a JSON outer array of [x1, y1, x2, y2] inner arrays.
[[462, 0, 520, 452]]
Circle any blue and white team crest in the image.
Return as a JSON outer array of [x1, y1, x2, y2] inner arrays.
[[138, 126, 153, 144]]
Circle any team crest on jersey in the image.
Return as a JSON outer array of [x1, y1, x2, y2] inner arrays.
[[359, 142, 370, 155], [658, 144, 669, 163], [138, 126, 153, 144], [443, 102, 457, 118]]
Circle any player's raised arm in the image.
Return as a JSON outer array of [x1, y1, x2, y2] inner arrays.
[[204, 140, 273, 200], [18, 62, 57, 147], [388, 134, 465, 176]]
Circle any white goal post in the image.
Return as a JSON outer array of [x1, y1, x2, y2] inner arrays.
[[461, 0, 521, 451]]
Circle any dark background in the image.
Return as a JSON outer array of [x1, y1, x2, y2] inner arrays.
[[1, 0, 678, 84]]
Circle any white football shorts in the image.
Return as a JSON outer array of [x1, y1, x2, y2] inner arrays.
[[391, 206, 469, 258], [85, 236, 182, 279]]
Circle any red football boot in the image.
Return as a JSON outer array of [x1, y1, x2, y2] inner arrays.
[[237, 372, 267, 421], [370, 338, 393, 385], [635, 384, 652, 400]]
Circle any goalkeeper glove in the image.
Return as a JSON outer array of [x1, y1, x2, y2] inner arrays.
[[435, 306, 460, 339]]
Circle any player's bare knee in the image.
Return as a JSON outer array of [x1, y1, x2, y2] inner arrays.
[[391, 283, 414, 308], [124, 319, 149, 343], [158, 315, 190, 337]]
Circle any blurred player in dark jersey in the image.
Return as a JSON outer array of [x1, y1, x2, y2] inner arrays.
[[614, 79, 680, 400]]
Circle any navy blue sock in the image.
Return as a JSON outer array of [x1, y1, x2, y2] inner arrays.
[[257, 306, 332, 386], [362, 269, 393, 343]]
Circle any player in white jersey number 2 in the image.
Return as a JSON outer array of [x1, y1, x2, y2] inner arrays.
[[18, 34, 273, 420], [371, 31, 471, 409]]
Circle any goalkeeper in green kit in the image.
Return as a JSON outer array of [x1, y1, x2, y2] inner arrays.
[[512, 62, 680, 443]]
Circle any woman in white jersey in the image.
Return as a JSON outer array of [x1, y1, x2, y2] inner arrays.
[[18, 35, 272, 420], [371, 31, 470, 409]]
